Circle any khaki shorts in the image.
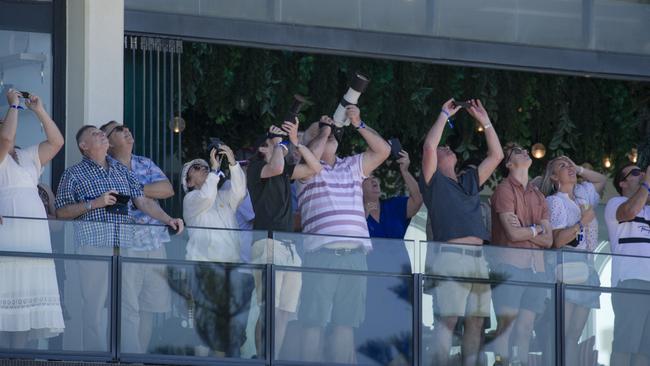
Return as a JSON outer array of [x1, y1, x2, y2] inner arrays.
[[252, 238, 302, 313], [431, 247, 491, 318], [121, 246, 172, 313]]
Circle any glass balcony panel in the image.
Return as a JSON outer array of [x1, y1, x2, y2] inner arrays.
[[121, 259, 265, 360], [0, 253, 112, 354], [272, 232, 414, 364]]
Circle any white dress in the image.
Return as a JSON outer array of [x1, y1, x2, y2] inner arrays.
[[0, 145, 65, 339]]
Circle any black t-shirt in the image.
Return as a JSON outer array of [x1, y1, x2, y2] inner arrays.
[[246, 157, 296, 232]]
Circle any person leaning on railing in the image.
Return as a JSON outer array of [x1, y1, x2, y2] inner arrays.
[[0, 89, 65, 347], [55, 124, 183, 351], [490, 142, 553, 365], [539, 155, 606, 366], [606, 164, 650, 366], [420, 99, 503, 366]]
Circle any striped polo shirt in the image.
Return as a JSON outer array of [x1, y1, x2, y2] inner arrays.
[[605, 196, 650, 284], [297, 154, 371, 252]]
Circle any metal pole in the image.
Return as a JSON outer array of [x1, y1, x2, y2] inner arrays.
[[156, 39, 161, 169], [149, 40, 154, 159], [177, 45, 183, 211], [131, 36, 136, 137], [414, 273, 422, 366], [555, 251, 565, 366], [169, 41, 175, 206], [141, 37, 147, 157], [162, 43, 167, 181]]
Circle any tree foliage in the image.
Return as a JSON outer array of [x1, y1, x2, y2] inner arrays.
[[180, 43, 650, 195]]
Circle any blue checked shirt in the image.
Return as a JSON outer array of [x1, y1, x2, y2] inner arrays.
[[55, 156, 144, 248], [126, 154, 171, 250]]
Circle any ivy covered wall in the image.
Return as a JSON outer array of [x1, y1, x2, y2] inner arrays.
[[179, 42, 650, 194]]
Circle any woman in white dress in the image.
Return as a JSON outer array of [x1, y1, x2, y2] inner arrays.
[[0, 89, 65, 347], [540, 156, 607, 366]]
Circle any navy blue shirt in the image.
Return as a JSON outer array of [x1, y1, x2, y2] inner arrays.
[[366, 196, 411, 239]]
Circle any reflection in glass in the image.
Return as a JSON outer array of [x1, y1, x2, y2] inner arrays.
[[161, 263, 257, 358]]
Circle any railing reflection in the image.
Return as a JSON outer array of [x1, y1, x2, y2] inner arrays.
[[0, 216, 650, 365]]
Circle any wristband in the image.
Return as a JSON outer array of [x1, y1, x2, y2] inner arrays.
[[276, 142, 289, 151], [483, 123, 492, 130], [577, 166, 584, 175], [10, 104, 24, 110], [356, 121, 366, 130], [441, 110, 454, 129], [530, 225, 537, 238]]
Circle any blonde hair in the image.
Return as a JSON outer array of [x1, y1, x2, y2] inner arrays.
[[539, 156, 572, 196]]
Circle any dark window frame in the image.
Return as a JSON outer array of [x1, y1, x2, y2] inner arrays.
[[0, 0, 66, 187]]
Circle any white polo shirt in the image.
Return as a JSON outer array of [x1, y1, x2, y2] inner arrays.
[[605, 196, 650, 285]]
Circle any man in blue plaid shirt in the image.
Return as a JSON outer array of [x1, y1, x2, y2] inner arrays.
[[100, 120, 175, 353], [55, 125, 183, 351]]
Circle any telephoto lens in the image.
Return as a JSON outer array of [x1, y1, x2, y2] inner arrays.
[[332, 72, 370, 128]]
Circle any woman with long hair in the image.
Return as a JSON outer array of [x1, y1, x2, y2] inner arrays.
[[539, 156, 607, 365]]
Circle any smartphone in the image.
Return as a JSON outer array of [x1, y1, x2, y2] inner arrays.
[[388, 137, 402, 160], [453, 99, 471, 109], [19, 91, 30, 99]]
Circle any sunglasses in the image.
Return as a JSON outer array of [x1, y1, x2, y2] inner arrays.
[[505, 147, 527, 163], [107, 125, 127, 138], [622, 168, 642, 181]]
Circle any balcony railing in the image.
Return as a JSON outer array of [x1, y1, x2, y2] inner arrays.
[[0, 215, 647, 365]]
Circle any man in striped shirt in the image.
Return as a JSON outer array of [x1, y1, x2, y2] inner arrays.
[[296, 105, 390, 363]]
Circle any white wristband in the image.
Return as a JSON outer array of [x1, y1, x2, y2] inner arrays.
[[483, 123, 492, 130], [577, 166, 584, 175], [530, 226, 537, 238]]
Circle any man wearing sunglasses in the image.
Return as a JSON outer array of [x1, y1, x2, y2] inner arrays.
[[490, 142, 553, 364], [606, 164, 650, 366], [100, 120, 175, 354]]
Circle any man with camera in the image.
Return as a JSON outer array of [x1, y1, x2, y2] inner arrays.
[[247, 119, 322, 358], [420, 99, 503, 366], [296, 105, 390, 363], [55, 125, 183, 351], [99, 120, 175, 353]]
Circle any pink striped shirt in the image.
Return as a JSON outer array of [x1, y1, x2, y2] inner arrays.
[[297, 154, 371, 251]]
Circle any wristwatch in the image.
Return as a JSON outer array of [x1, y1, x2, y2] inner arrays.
[[84, 201, 92, 211]]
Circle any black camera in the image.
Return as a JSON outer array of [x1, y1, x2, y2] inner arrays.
[[20, 91, 31, 99], [106, 193, 130, 215], [284, 94, 307, 124], [207, 137, 223, 152]]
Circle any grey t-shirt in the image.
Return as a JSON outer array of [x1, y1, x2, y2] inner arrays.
[[419, 167, 489, 242]]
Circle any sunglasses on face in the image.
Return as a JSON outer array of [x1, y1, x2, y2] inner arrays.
[[506, 147, 527, 163], [622, 168, 642, 181], [107, 125, 127, 138]]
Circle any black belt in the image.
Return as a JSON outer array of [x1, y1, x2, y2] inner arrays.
[[440, 246, 483, 257], [317, 247, 364, 256]]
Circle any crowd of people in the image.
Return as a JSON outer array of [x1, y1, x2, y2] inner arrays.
[[1, 87, 650, 366]]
